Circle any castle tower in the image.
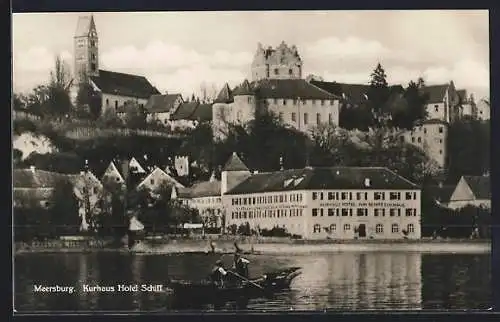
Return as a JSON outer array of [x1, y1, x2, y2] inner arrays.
[[74, 14, 99, 83], [232, 79, 257, 122], [251, 41, 302, 81]]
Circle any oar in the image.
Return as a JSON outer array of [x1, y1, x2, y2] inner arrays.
[[228, 270, 264, 290]]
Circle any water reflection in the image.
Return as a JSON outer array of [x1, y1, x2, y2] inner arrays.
[[14, 252, 490, 312]]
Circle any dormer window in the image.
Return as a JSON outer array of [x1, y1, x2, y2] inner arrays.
[[284, 178, 294, 187]]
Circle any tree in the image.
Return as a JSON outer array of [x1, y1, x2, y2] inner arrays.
[[75, 71, 102, 119], [391, 79, 429, 129], [46, 56, 72, 117], [21, 152, 84, 174], [309, 124, 353, 166], [368, 63, 391, 125], [96, 108, 123, 128], [447, 118, 490, 182], [49, 178, 80, 236], [123, 101, 146, 129]]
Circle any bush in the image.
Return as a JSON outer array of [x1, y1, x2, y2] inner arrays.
[[260, 226, 289, 237]]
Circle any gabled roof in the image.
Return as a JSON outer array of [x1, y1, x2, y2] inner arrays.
[[423, 84, 449, 104], [214, 83, 233, 104], [145, 94, 183, 113], [129, 157, 146, 174], [170, 102, 200, 120], [254, 79, 338, 100], [191, 103, 213, 122], [137, 167, 185, 189], [101, 161, 125, 183], [75, 14, 96, 38], [222, 153, 249, 172], [233, 79, 254, 96], [189, 180, 221, 198], [90, 70, 160, 99], [226, 166, 418, 195], [310, 80, 370, 103], [463, 175, 490, 199]]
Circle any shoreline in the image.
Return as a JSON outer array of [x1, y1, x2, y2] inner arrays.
[[14, 238, 491, 255]]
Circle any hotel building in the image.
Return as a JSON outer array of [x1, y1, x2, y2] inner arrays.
[[220, 153, 421, 240]]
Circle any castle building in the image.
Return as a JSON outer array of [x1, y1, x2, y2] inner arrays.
[[309, 79, 467, 169], [218, 153, 421, 240], [70, 14, 160, 114], [251, 42, 303, 81]]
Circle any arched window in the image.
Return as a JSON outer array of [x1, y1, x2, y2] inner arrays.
[[391, 224, 399, 233], [329, 224, 336, 233], [407, 224, 415, 233], [313, 224, 321, 233], [105, 98, 109, 107], [376, 224, 383, 233]]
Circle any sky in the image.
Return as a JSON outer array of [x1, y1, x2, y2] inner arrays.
[[12, 10, 490, 100]]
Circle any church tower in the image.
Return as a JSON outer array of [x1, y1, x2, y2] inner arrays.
[[74, 14, 99, 83]]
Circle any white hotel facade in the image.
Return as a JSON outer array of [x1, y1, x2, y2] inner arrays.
[[220, 153, 422, 240]]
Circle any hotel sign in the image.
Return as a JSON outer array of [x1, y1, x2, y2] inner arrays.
[[319, 202, 407, 208]]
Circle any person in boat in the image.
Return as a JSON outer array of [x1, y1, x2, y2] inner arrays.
[[232, 253, 251, 279], [210, 260, 228, 287]]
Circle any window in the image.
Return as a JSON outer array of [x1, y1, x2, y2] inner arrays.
[[291, 112, 296, 122], [439, 127, 444, 133], [390, 192, 401, 200], [283, 100, 287, 105], [374, 208, 385, 217], [312, 100, 316, 105], [328, 113, 333, 124], [439, 139, 443, 143], [274, 68, 279, 75], [434, 105, 439, 112], [321, 100, 325, 106], [248, 97, 252, 103], [320, 208, 324, 216], [90, 40, 95, 47], [411, 137, 415, 143], [312, 192, 318, 200], [341, 208, 349, 216], [316, 113, 321, 125], [105, 99, 109, 106], [439, 150, 443, 155], [405, 208, 414, 216], [392, 224, 399, 233], [390, 209, 396, 217], [424, 128, 427, 134], [312, 208, 318, 217], [150, 179, 154, 185], [356, 192, 363, 200], [115, 101, 118, 109], [274, 98, 277, 104], [344, 224, 350, 231], [417, 137, 421, 143], [304, 113, 308, 124], [330, 100, 334, 105], [289, 69, 293, 75], [408, 224, 415, 233], [356, 208, 367, 216], [329, 224, 336, 232], [341, 192, 349, 200], [313, 224, 321, 233], [93, 187, 98, 194], [328, 192, 335, 200], [91, 63, 96, 71], [279, 112, 284, 121], [376, 224, 383, 233], [405, 192, 413, 200], [328, 208, 335, 216], [253, 197, 256, 204], [374, 192, 385, 200]]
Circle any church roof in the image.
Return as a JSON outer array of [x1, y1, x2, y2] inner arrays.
[[222, 153, 249, 172], [214, 83, 233, 103], [145, 94, 183, 113], [75, 15, 96, 37], [90, 70, 160, 99]]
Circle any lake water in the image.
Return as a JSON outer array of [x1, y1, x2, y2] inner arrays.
[[14, 251, 491, 312]]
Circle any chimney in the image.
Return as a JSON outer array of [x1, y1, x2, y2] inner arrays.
[[364, 178, 371, 187]]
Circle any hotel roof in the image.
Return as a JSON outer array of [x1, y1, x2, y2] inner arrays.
[[225, 166, 418, 195]]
